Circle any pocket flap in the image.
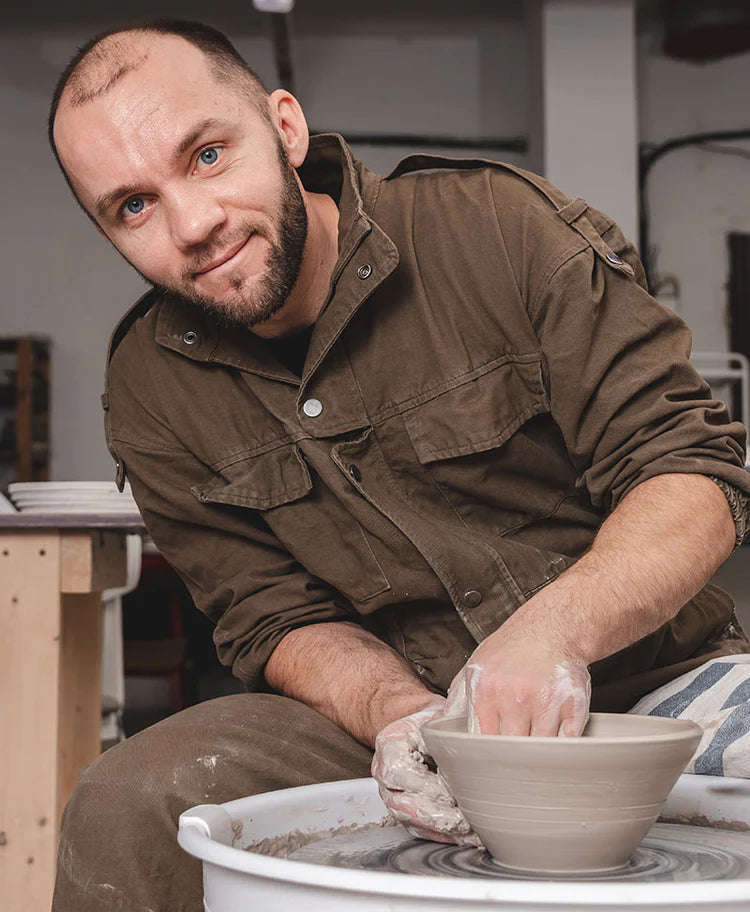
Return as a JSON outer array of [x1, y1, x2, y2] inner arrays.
[[192, 444, 312, 510], [404, 356, 548, 464]]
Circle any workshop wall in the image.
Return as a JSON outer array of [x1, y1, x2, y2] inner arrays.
[[638, 30, 750, 353]]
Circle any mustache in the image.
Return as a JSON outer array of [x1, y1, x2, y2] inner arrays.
[[183, 224, 261, 278]]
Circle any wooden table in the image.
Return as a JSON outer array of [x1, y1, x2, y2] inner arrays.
[[0, 514, 144, 911]]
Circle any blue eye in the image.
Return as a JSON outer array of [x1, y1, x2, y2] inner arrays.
[[199, 147, 219, 165], [125, 197, 145, 215]]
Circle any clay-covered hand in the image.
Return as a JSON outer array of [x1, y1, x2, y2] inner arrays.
[[371, 700, 482, 846], [445, 633, 591, 737]]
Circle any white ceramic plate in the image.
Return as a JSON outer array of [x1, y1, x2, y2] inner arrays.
[[19, 505, 140, 514], [9, 481, 131, 492]]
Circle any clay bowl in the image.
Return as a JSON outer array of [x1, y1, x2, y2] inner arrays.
[[421, 712, 702, 874]]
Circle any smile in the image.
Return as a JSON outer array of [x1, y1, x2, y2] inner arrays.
[[195, 235, 253, 276]]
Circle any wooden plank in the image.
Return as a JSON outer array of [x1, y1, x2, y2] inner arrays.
[[61, 531, 128, 594], [0, 532, 61, 912], [57, 592, 103, 823], [0, 514, 144, 530]]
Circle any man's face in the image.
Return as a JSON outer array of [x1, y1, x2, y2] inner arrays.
[[54, 37, 307, 329]]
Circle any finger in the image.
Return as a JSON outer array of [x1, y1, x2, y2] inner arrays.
[[558, 706, 589, 737], [386, 791, 470, 835], [469, 673, 506, 734], [497, 709, 532, 737], [530, 706, 563, 737], [405, 824, 483, 848], [556, 691, 590, 738], [472, 698, 501, 734], [377, 761, 451, 799]]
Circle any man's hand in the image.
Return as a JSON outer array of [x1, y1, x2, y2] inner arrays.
[[445, 632, 591, 736], [370, 631, 590, 844], [371, 699, 481, 846]]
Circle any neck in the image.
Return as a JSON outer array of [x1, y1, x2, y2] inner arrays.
[[251, 188, 339, 339]]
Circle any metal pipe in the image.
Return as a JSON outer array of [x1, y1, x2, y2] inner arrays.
[[309, 131, 527, 154]]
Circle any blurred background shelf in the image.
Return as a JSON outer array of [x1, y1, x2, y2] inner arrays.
[[0, 336, 50, 492]]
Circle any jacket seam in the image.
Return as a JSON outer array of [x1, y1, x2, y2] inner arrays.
[[410, 175, 431, 310], [528, 243, 591, 323], [211, 437, 301, 470], [369, 351, 543, 425], [193, 482, 311, 508], [488, 172, 523, 303], [410, 401, 547, 463], [109, 433, 185, 455]]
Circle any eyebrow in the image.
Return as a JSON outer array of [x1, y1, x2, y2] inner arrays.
[[93, 117, 231, 219], [172, 117, 228, 164], [94, 183, 141, 220]]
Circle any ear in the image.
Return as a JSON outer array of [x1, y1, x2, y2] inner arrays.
[[268, 89, 309, 168]]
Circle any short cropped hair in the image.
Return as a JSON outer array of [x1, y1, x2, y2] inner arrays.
[[48, 19, 270, 201]]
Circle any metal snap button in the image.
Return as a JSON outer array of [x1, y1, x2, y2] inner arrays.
[[605, 252, 624, 266], [183, 331, 198, 345], [348, 464, 362, 483], [302, 398, 323, 418], [463, 589, 482, 609], [357, 264, 372, 280]]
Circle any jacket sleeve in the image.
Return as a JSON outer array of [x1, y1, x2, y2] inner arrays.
[[105, 358, 357, 692], [526, 211, 750, 522]]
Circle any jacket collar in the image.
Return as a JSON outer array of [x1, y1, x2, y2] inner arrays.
[[153, 134, 398, 385]]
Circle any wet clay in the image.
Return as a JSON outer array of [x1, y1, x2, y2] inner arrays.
[[246, 817, 399, 859], [659, 813, 750, 833], [421, 712, 703, 874], [275, 820, 750, 884]]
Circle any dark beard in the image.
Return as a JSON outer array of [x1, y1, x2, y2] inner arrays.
[[147, 140, 308, 331]]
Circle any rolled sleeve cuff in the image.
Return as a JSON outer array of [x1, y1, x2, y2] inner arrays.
[[709, 475, 750, 547]]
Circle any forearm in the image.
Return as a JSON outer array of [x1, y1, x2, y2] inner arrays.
[[511, 473, 736, 663], [265, 621, 438, 747]]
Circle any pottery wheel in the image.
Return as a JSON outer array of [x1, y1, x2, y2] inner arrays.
[[287, 822, 750, 882]]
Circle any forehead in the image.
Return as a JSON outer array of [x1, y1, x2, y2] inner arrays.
[[54, 35, 255, 198]]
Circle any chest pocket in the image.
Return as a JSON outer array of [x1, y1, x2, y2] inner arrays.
[[192, 443, 312, 509], [192, 443, 390, 603], [402, 354, 573, 536], [403, 354, 549, 463]]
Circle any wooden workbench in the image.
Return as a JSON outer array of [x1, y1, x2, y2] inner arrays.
[[0, 514, 144, 911]]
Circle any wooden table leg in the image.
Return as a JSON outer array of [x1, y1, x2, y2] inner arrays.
[[58, 592, 103, 824], [0, 532, 63, 911], [0, 529, 126, 911]]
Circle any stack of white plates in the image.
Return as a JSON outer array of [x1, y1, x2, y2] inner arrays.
[[8, 481, 141, 516]]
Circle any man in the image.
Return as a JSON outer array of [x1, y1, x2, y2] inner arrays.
[[49, 19, 750, 911]]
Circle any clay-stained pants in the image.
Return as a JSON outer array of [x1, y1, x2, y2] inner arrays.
[[52, 694, 373, 912]]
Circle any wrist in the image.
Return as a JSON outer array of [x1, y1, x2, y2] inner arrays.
[[370, 687, 443, 740], [503, 574, 598, 665]]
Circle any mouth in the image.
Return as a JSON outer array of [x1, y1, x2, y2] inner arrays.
[[194, 235, 253, 277]]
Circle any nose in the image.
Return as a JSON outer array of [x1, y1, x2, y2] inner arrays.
[[166, 186, 227, 251]]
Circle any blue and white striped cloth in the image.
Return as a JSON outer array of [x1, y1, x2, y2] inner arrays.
[[629, 655, 750, 777]]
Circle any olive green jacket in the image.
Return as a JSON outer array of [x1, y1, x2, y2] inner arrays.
[[104, 135, 750, 710]]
